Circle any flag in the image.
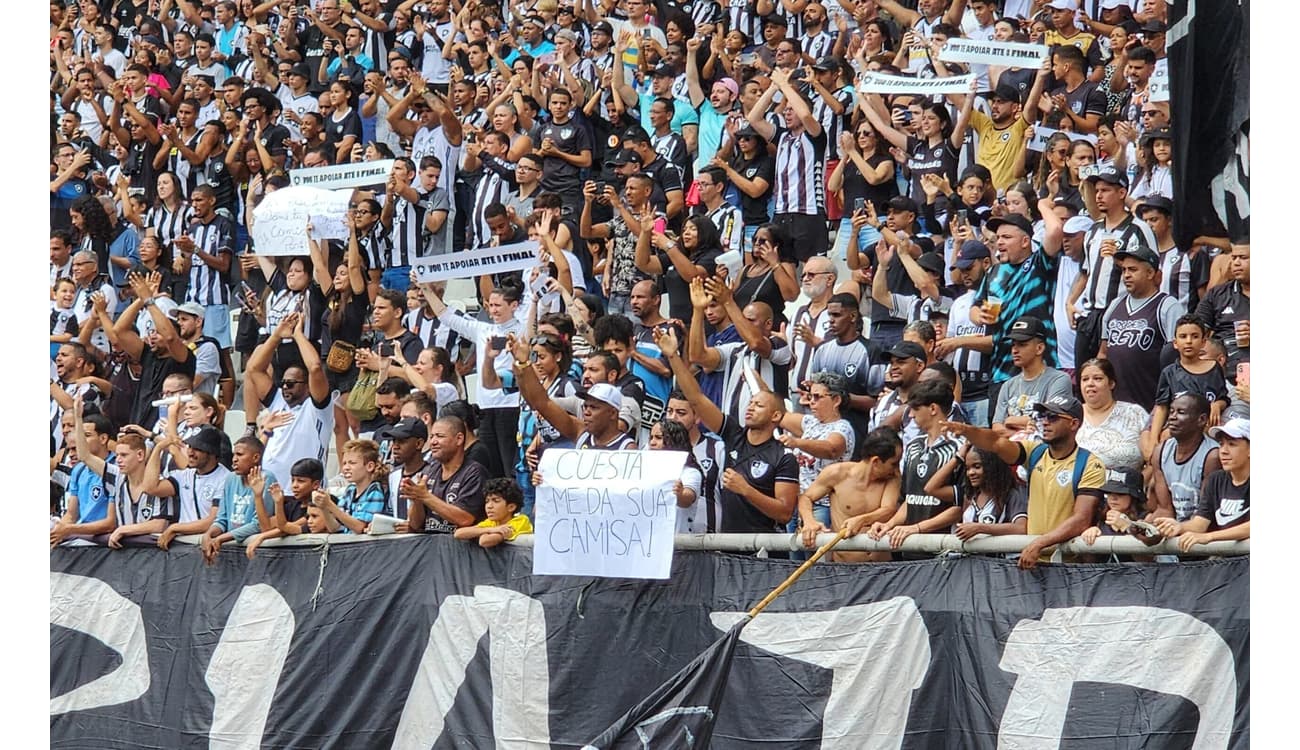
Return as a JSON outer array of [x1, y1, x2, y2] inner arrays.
[[1167, 0, 1250, 247], [581, 619, 748, 749]]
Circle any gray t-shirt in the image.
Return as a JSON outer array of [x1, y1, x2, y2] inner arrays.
[[992, 367, 1073, 434], [421, 187, 453, 256]]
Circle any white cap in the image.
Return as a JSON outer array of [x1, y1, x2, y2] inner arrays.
[[1046, 0, 1078, 9], [1063, 215, 1094, 235], [1207, 418, 1250, 442], [581, 382, 623, 411], [1099, 0, 1126, 9]]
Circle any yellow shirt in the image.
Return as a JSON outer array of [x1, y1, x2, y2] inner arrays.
[[969, 110, 1030, 191], [1020, 440, 1106, 538], [1043, 29, 1099, 58], [476, 514, 534, 540]]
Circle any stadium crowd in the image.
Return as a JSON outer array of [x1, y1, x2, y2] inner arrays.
[[48, 0, 1249, 568]]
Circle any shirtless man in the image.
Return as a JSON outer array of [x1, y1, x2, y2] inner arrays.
[[797, 427, 904, 562]]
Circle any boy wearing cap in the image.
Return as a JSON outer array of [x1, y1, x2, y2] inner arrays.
[[384, 417, 431, 520], [1098, 241, 1184, 411], [1080, 466, 1162, 559], [991, 316, 1072, 440], [1154, 419, 1250, 551], [945, 394, 1106, 569]]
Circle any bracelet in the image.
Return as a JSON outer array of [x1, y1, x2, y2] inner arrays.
[[514, 359, 530, 368]]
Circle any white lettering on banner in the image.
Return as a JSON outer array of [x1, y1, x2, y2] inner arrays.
[[50, 573, 151, 715], [250, 186, 353, 256], [1027, 125, 1098, 153], [206, 585, 295, 750], [858, 73, 975, 95], [997, 606, 1236, 749], [412, 241, 543, 283], [939, 39, 1048, 68], [289, 159, 395, 190], [710, 598, 931, 749], [393, 586, 552, 749], [533, 450, 684, 579], [1149, 61, 1170, 103]]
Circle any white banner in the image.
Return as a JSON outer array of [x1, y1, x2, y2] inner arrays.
[[938, 38, 1048, 68], [858, 72, 975, 95], [412, 241, 541, 282], [1027, 125, 1098, 153], [1148, 63, 1170, 103], [532, 449, 685, 580], [289, 159, 394, 190], [249, 186, 353, 256]]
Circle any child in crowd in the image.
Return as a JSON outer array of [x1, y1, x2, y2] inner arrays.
[[200, 437, 277, 564], [245, 458, 329, 556], [313, 439, 387, 534], [1149, 315, 1231, 445], [454, 478, 532, 547], [51, 278, 79, 358]]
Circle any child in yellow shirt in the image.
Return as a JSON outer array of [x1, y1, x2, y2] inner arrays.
[[454, 479, 533, 547]]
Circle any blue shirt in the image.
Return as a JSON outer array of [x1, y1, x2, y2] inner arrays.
[[214, 471, 278, 541], [638, 87, 700, 139], [338, 480, 387, 532], [505, 40, 555, 66], [69, 456, 115, 523], [976, 243, 1060, 383], [108, 223, 141, 296]]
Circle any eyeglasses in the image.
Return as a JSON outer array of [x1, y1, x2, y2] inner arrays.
[[808, 391, 832, 401], [516, 165, 538, 172], [280, 379, 305, 388], [801, 271, 832, 280], [354, 208, 373, 215], [1036, 413, 1064, 423], [856, 131, 874, 137], [531, 334, 564, 347], [1141, 110, 1160, 117]]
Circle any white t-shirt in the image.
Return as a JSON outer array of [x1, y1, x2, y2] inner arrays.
[[262, 390, 337, 487], [436, 309, 524, 410], [167, 464, 232, 524], [1053, 254, 1083, 369], [674, 464, 706, 534]]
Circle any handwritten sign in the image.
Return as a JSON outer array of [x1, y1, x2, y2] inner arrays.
[[289, 159, 395, 189], [939, 38, 1048, 68], [858, 72, 975, 95], [413, 241, 541, 282], [250, 186, 352, 256], [533, 449, 685, 580]]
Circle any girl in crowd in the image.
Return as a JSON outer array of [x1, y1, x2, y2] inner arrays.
[[1129, 127, 1173, 204], [317, 214, 370, 457], [637, 214, 723, 326], [1076, 358, 1151, 472], [926, 444, 1028, 544], [829, 122, 896, 261], [648, 418, 705, 534], [392, 345, 463, 412], [862, 88, 974, 203]]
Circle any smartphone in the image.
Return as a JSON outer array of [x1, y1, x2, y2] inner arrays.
[[738, 52, 757, 66], [642, 27, 652, 40], [489, 336, 507, 350], [595, 181, 606, 195], [853, 197, 866, 213], [1236, 362, 1250, 387], [653, 216, 667, 234]]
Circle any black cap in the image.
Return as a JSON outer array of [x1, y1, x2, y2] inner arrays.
[[1085, 164, 1129, 188], [1135, 195, 1174, 216], [1099, 466, 1146, 500], [1032, 394, 1084, 421], [1141, 125, 1172, 143], [916, 252, 946, 276], [184, 425, 223, 456], [952, 240, 991, 269], [1113, 244, 1160, 267], [812, 56, 839, 72], [651, 63, 678, 78], [885, 341, 927, 362], [288, 63, 311, 79], [1138, 19, 1167, 34], [990, 83, 1020, 102], [734, 124, 766, 143], [621, 125, 651, 145], [985, 213, 1034, 236], [886, 195, 918, 214], [762, 14, 788, 26], [386, 417, 428, 441], [1006, 315, 1048, 342], [609, 148, 643, 166], [593, 21, 613, 35]]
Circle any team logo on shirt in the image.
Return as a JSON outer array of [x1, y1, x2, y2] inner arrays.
[[1055, 468, 1072, 487], [560, 128, 573, 140], [845, 363, 858, 377], [1000, 132, 1011, 142], [916, 462, 929, 478], [745, 168, 757, 178], [699, 457, 714, 472], [932, 148, 943, 157], [140, 504, 154, 520], [749, 459, 770, 479]]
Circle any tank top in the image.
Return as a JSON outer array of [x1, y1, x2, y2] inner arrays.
[[1160, 436, 1218, 522]]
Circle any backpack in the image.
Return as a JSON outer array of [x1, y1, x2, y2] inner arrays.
[[1025, 443, 1093, 496]]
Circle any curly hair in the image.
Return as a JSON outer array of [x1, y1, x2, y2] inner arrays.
[[71, 195, 115, 244]]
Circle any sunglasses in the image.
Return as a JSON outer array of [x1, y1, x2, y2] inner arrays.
[[281, 379, 305, 388]]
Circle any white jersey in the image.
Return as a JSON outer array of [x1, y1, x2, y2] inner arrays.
[[262, 390, 337, 486], [167, 464, 232, 524], [1053, 254, 1083, 369], [435, 309, 524, 410], [276, 85, 319, 141], [410, 125, 461, 197]]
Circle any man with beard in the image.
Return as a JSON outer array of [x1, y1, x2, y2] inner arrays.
[[789, 255, 837, 398], [808, 293, 887, 455], [869, 341, 929, 447], [944, 394, 1106, 569], [168, 302, 223, 396], [511, 333, 637, 451]]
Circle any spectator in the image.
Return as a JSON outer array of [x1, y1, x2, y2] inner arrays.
[[991, 316, 1072, 440], [714, 124, 774, 252], [1079, 466, 1159, 559], [1149, 315, 1230, 446], [809, 292, 885, 452], [789, 255, 837, 394], [1043, 44, 1105, 135], [513, 332, 637, 453], [967, 73, 1049, 191], [1075, 357, 1150, 472], [776, 372, 855, 543], [200, 442, 277, 563], [657, 326, 798, 537], [946, 395, 1107, 569], [153, 424, 233, 550], [925, 444, 1028, 544], [404, 416, 487, 533], [314, 438, 386, 535], [664, 389, 726, 534], [939, 240, 994, 427], [580, 173, 657, 317], [50, 407, 116, 547], [828, 129, 894, 265], [1149, 393, 1222, 523], [1194, 244, 1249, 389], [870, 341, 929, 445], [796, 427, 903, 562], [1154, 419, 1251, 551], [647, 418, 706, 534], [635, 216, 721, 326], [688, 276, 792, 423], [454, 478, 532, 547], [110, 272, 198, 427], [732, 223, 798, 329], [1137, 195, 1208, 311], [1098, 243, 1183, 410]]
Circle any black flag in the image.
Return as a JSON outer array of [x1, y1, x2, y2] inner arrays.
[[1168, 0, 1250, 246], [582, 619, 748, 749]]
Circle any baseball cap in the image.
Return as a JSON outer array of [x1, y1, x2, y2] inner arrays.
[[990, 83, 1020, 102], [168, 301, 207, 320], [1141, 125, 1172, 143], [592, 20, 614, 35], [1139, 19, 1167, 34], [1085, 164, 1129, 188], [288, 63, 311, 79], [609, 148, 643, 166], [1136, 195, 1174, 216], [140, 34, 164, 48], [886, 341, 927, 362], [1099, 0, 1126, 9], [184, 425, 224, 456], [762, 14, 788, 26], [886, 195, 918, 214], [1113, 244, 1160, 267], [916, 252, 946, 276], [386, 417, 428, 441], [1063, 215, 1093, 235], [1032, 394, 1084, 421], [812, 56, 839, 72], [390, 45, 413, 62], [580, 382, 623, 411], [554, 28, 580, 45], [714, 77, 740, 98], [1046, 0, 1078, 9], [985, 213, 1034, 236], [1207, 418, 1250, 442], [651, 63, 678, 78], [952, 240, 991, 269], [1099, 467, 1146, 500], [1007, 315, 1048, 342], [734, 124, 766, 143]]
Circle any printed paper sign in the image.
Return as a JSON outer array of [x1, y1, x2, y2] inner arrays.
[[533, 449, 685, 579], [858, 72, 975, 95], [413, 241, 541, 282], [250, 186, 352, 256], [1027, 125, 1098, 153], [289, 159, 395, 190], [939, 38, 1049, 68]]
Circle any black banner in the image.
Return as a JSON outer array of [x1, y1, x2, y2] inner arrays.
[[51, 538, 1250, 749]]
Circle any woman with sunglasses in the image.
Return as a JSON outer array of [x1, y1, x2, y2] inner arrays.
[[775, 372, 855, 556], [1031, 131, 1072, 200], [637, 214, 723, 326], [829, 124, 897, 262], [732, 223, 798, 329]]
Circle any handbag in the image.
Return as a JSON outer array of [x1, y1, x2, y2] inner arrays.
[[325, 340, 356, 374], [346, 368, 379, 421]]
